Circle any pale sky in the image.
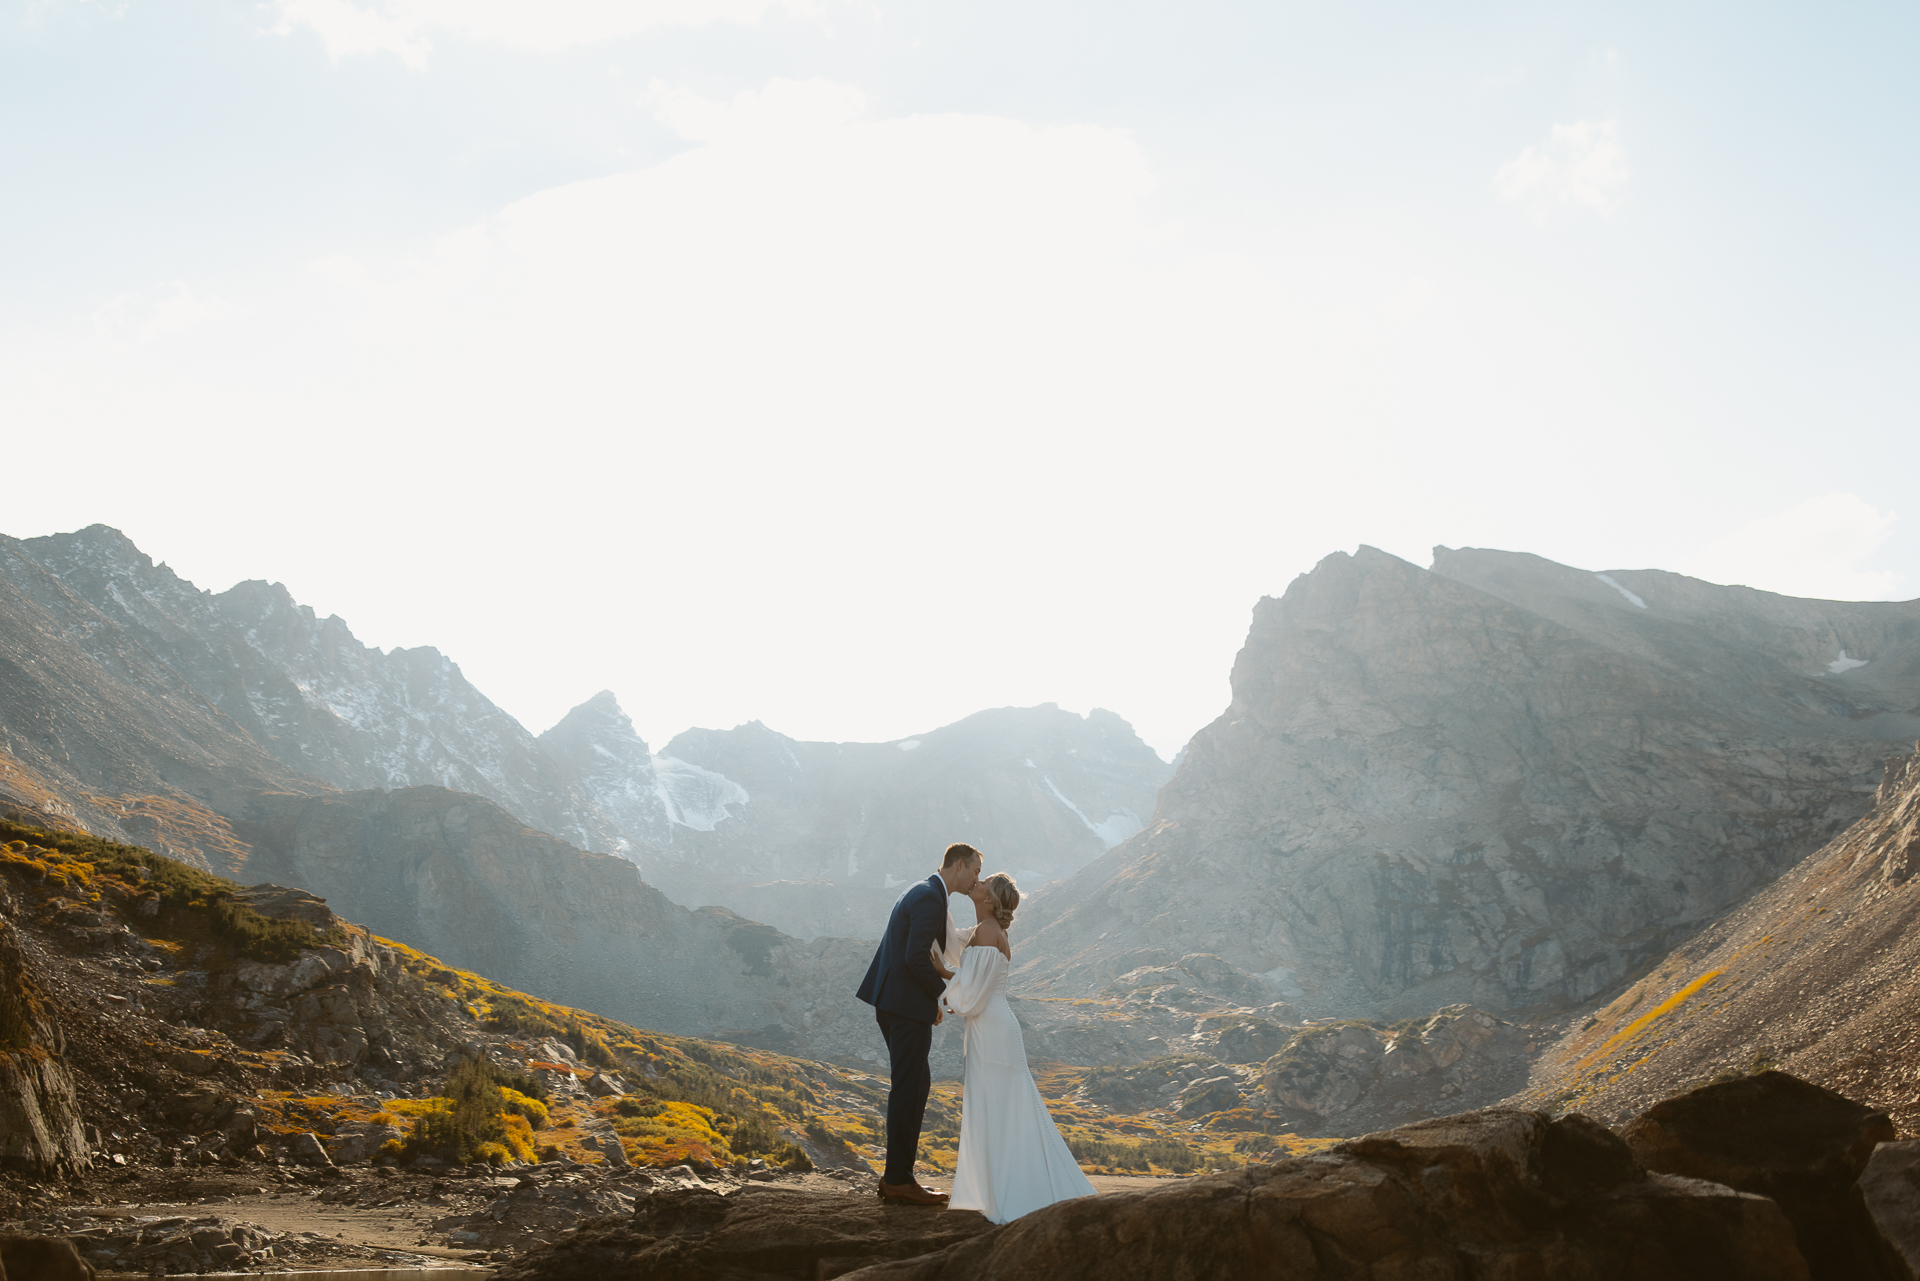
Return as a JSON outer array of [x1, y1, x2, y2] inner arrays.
[[3, 1, 1916, 759]]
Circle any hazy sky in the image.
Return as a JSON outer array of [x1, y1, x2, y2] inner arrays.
[[4, 1, 1916, 759]]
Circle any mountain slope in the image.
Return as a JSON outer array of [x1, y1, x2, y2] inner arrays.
[[1015, 546, 1920, 1020], [1510, 742, 1920, 1135], [226, 783, 876, 1059]]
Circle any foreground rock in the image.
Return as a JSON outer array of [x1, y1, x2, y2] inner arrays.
[[1624, 1071, 1899, 1280], [1861, 1142, 1920, 1281], [504, 1108, 1811, 1281], [492, 1184, 996, 1281]]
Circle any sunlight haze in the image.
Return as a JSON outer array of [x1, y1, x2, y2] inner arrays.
[[4, 1, 1915, 758]]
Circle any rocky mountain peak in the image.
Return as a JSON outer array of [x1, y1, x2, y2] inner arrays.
[[538, 692, 671, 860], [1017, 546, 1920, 1020]]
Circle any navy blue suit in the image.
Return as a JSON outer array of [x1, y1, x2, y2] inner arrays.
[[856, 873, 948, 1184]]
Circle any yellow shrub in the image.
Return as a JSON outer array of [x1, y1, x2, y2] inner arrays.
[[616, 1100, 732, 1168], [501, 1087, 549, 1129], [501, 1113, 537, 1161]]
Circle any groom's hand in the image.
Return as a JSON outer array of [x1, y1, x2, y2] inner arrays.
[[934, 1007, 945, 1026]]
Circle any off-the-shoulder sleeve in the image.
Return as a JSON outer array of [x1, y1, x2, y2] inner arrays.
[[941, 948, 1000, 1019]]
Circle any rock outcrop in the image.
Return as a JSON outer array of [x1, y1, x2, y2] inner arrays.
[[1017, 546, 1920, 1017], [0, 912, 89, 1174], [1513, 745, 1920, 1136], [1255, 1005, 1535, 1134]]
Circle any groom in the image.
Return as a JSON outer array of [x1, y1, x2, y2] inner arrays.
[[855, 841, 982, 1205]]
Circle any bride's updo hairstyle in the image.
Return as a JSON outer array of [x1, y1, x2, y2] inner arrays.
[[985, 873, 1020, 930]]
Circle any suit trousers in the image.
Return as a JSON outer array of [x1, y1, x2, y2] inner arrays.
[[876, 1008, 934, 1186]]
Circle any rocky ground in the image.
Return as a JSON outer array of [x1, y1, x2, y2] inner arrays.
[[5, 1156, 876, 1273]]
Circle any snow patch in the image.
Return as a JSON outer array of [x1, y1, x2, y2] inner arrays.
[[897, 740, 921, 751], [1594, 574, 1647, 609], [1040, 777, 1143, 849], [1827, 650, 1869, 674], [651, 755, 749, 831]]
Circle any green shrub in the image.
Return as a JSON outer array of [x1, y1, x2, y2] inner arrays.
[[1066, 1134, 1200, 1173], [769, 1141, 813, 1172]]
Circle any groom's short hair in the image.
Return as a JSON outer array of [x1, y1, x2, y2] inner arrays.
[[942, 842, 983, 868]]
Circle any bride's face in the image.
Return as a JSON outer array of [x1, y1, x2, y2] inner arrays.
[[969, 881, 994, 913]]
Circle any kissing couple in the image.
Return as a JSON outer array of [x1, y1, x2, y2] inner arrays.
[[854, 842, 1097, 1223]]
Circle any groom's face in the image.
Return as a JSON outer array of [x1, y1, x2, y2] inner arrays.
[[952, 858, 982, 894]]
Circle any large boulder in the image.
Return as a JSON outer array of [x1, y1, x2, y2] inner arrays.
[[1860, 1141, 1920, 1281], [491, 1185, 995, 1281], [844, 1108, 1806, 1281], [1623, 1070, 1898, 1280]]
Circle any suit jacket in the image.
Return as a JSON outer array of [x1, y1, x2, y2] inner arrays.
[[855, 874, 948, 1023]]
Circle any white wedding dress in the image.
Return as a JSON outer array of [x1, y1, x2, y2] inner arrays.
[[939, 941, 1097, 1224]]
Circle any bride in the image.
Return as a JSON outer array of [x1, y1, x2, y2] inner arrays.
[[932, 872, 1097, 1224]]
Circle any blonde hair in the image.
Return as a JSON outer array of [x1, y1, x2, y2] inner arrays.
[[984, 873, 1020, 930]]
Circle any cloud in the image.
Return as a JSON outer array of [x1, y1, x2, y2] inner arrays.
[[1683, 493, 1905, 600], [268, 0, 825, 64], [1494, 119, 1628, 217], [91, 283, 243, 345], [287, 79, 1174, 436], [651, 77, 867, 144]]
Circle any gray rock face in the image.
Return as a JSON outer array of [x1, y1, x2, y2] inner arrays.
[[646, 707, 1170, 939], [1017, 545, 1920, 1017]]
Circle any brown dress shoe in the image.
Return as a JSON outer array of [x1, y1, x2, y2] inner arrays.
[[877, 1180, 949, 1205]]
